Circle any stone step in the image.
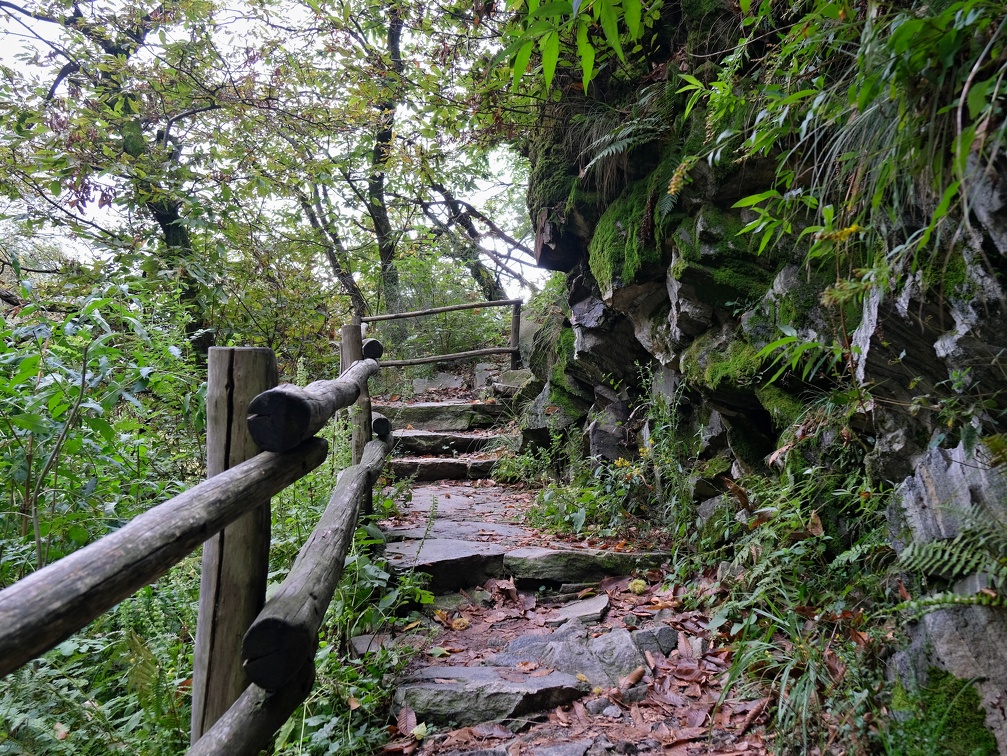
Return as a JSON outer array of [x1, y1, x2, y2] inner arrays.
[[393, 665, 583, 729], [374, 400, 509, 432], [384, 538, 507, 592], [392, 428, 509, 456], [384, 537, 669, 593], [385, 455, 497, 481]]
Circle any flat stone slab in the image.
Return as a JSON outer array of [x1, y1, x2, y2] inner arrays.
[[546, 594, 610, 627], [404, 485, 518, 522], [384, 520, 529, 542], [393, 665, 584, 727], [504, 546, 670, 582], [387, 456, 497, 481], [393, 429, 500, 455], [385, 539, 506, 592], [374, 401, 508, 431], [488, 620, 645, 688], [412, 372, 465, 392]]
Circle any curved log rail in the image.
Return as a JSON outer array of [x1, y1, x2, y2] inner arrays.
[[0, 341, 398, 756], [0, 439, 328, 679], [248, 351, 382, 453], [242, 436, 391, 689]]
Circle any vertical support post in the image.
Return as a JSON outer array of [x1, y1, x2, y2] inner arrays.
[[510, 301, 522, 370], [340, 320, 373, 514], [191, 347, 277, 744]]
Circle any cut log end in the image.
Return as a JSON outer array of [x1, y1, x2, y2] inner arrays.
[[371, 412, 392, 440], [361, 338, 384, 359], [242, 619, 317, 691]]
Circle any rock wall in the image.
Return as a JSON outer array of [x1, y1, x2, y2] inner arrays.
[[517, 1, 1007, 741]]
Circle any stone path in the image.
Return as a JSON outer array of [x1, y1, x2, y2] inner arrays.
[[366, 388, 770, 756]]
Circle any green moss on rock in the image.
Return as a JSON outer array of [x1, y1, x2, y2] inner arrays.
[[755, 385, 806, 430], [588, 180, 662, 293], [888, 669, 998, 755], [681, 331, 761, 390]]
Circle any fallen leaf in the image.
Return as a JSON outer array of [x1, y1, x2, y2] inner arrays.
[[739, 697, 770, 735], [347, 696, 361, 710], [898, 579, 912, 602], [808, 510, 824, 537], [516, 661, 539, 672], [619, 665, 646, 688], [470, 722, 513, 739], [397, 706, 417, 736]]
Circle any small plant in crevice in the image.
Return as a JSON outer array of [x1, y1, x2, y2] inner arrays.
[[527, 456, 652, 536], [492, 429, 569, 485]]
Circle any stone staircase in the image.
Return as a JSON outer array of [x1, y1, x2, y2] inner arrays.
[[360, 385, 743, 756], [376, 399, 511, 482]]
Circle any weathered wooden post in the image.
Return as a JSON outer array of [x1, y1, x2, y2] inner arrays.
[[510, 301, 522, 370], [191, 347, 277, 743], [339, 320, 372, 467]]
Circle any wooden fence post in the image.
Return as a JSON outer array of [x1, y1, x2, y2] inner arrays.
[[191, 347, 277, 744], [510, 301, 522, 370], [340, 321, 372, 468]]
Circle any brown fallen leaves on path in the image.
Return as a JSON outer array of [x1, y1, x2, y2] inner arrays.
[[387, 572, 771, 755]]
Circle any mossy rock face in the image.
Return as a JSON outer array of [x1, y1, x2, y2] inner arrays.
[[888, 668, 1000, 755], [755, 384, 806, 431], [740, 264, 835, 350], [521, 380, 591, 448], [680, 327, 760, 391], [669, 205, 783, 314], [588, 179, 664, 296]]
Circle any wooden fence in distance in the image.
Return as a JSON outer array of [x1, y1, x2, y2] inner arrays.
[[362, 297, 522, 370]]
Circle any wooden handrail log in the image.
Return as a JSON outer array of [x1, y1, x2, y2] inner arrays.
[[360, 298, 522, 322], [247, 359, 380, 453], [242, 439, 390, 690], [0, 439, 328, 679], [380, 347, 518, 368], [187, 661, 315, 756]]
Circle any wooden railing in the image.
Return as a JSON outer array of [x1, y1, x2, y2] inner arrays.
[[362, 297, 522, 370], [0, 332, 394, 755]]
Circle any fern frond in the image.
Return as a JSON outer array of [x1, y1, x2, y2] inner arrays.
[[901, 536, 986, 581], [581, 116, 666, 175], [655, 192, 679, 221], [898, 589, 1006, 617], [125, 630, 166, 717]]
